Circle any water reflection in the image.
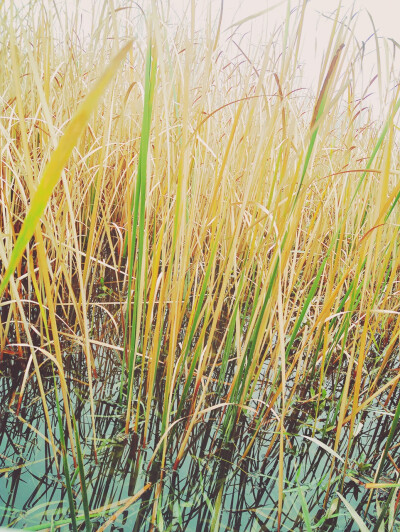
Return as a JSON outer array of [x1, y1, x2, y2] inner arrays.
[[1, 299, 399, 531]]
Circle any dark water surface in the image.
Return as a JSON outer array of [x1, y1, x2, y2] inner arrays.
[[1, 296, 399, 531]]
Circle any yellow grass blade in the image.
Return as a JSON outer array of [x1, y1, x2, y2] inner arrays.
[[0, 41, 132, 298]]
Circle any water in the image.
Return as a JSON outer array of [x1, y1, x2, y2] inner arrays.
[[1, 291, 399, 531]]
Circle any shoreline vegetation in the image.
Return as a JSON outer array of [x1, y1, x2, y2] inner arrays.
[[1, 1, 400, 530]]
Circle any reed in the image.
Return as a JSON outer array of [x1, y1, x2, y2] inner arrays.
[[1, 1, 400, 529]]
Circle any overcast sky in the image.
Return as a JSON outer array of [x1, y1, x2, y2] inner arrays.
[[9, 0, 400, 113], [165, 0, 399, 38], [58, 0, 399, 42], [208, 0, 398, 39], [164, 0, 400, 113]]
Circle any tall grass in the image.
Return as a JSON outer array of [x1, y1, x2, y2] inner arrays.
[[1, 0, 400, 529]]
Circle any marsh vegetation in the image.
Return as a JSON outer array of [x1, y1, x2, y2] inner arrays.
[[1, 1, 400, 530]]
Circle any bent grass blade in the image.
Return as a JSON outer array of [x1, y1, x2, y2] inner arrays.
[[0, 41, 132, 299]]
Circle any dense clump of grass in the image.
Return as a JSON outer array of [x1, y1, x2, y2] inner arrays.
[[1, 1, 400, 529]]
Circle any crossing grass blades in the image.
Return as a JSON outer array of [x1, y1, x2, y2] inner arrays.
[[0, 1, 400, 530]]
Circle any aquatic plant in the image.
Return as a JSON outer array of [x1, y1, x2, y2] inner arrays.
[[1, 1, 399, 530]]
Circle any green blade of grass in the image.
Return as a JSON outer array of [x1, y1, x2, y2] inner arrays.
[[124, 36, 157, 431], [54, 377, 77, 531], [73, 415, 92, 532]]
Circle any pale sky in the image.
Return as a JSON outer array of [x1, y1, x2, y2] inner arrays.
[[163, 0, 400, 113], [51, 0, 399, 43], [209, 0, 398, 39], [9, 0, 400, 113], [72, 1, 400, 71], [11, 0, 400, 46], [168, 0, 399, 38]]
